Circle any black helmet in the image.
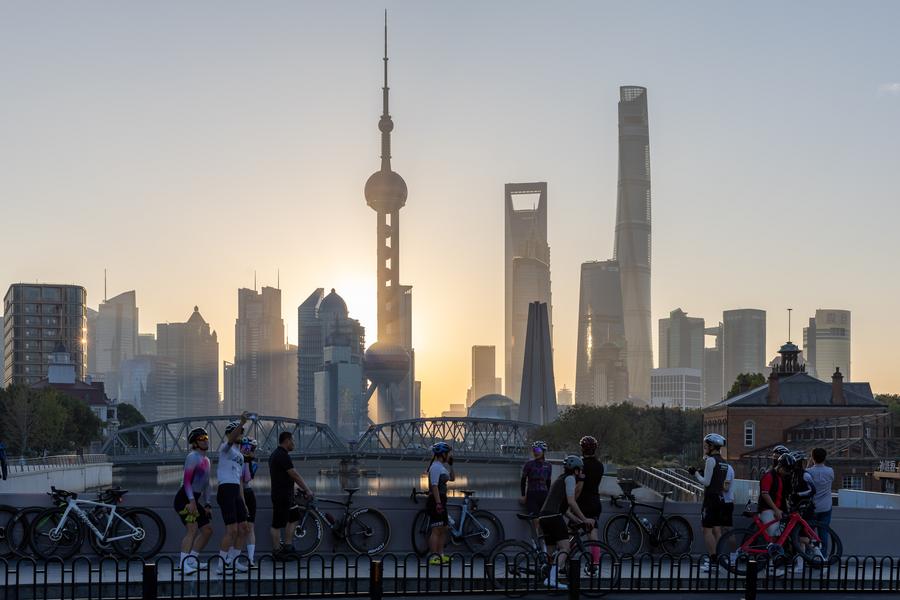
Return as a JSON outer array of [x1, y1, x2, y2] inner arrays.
[[563, 455, 584, 471], [777, 452, 797, 470], [580, 435, 598, 455], [225, 421, 242, 435], [188, 427, 208, 445], [772, 444, 790, 457], [704, 433, 726, 448]]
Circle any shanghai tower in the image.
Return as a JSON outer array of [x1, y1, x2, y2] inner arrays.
[[614, 86, 653, 402]]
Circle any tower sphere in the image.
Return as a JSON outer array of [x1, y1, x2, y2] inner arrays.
[[364, 342, 410, 385], [365, 169, 407, 211]]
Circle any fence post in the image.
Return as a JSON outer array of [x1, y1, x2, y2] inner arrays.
[[370, 559, 383, 600], [744, 559, 757, 600], [568, 558, 581, 600], [142, 563, 158, 600]]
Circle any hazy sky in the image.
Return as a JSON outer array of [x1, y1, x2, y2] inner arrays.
[[2, 1, 899, 415]]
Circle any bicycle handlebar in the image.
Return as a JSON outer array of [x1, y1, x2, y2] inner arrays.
[[410, 488, 429, 504]]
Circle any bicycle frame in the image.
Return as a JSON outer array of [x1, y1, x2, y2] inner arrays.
[[53, 498, 136, 544], [615, 494, 670, 537], [740, 512, 822, 554]]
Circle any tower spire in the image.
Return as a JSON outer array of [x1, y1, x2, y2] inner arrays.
[[379, 9, 393, 172]]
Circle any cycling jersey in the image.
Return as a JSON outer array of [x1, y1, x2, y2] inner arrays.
[[789, 470, 816, 511], [241, 460, 258, 489], [579, 456, 604, 502], [695, 454, 729, 496], [541, 473, 577, 516], [760, 470, 787, 511], [217, 441, 244, 485], [722, 464, 735, 504], [520, 458, 552, 495], [428, 461, 451, 496], [182, 450, 211, 505]]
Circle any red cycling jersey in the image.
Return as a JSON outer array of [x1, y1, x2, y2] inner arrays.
[[759, 470, 786, 511]]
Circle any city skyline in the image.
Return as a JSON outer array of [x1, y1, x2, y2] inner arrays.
[[2, 3, 899, 416]]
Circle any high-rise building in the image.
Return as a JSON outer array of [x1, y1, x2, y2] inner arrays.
[[156, 306, 219, 418], [138, 333, 157, 356], [651, 368, 703, 409], [518, 301, 558, 425], [574, 260, 628, 406], [704, 323, 724, 405], [722, 309, 766, 393], [468, 345, 497, 407], [659, 309, 704, 371], [3, 284, 87, 387], [118, 355, 178, 421], [90, 290, 139, 395], [363, 18, 418, 423], [557, 385, 574, 407], [505, 182, 552, 402], [803, 309, 851, 381], [314, 344, 366, 440], [232, 286, 294, 416], [298, 289, 366, 423], [614, 86, 653, 402]]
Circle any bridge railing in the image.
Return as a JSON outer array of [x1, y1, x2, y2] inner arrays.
[[5, 453, 109, 473]]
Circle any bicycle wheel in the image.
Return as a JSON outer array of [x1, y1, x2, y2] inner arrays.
[[463, 510, 505, 555], [488, 540, 541, 592], [8, 507, 42, 557], [790, 522, 841, 568], [572, 540, 621, 597], [0, 505, 18, 558], [658, 515, 693, 556], [410, 509, 430, 557], [112, 508, 166, 558], [345, 508, 390, 555], [603, 515, 644, 556], [716, 527, 768, 575], [30, 506, 84, 560], [292, 507, 323, 556]]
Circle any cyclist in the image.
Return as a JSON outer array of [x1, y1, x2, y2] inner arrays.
[[807, 447, 835, 555], [426, 441, 455, 566], [520, 441, 552, 523], [215, 413, 250, 573], [239, 437, 259, 567], [577, 435, 605, 565], [538, 455, 595, 590], [784, 451, 818, 572], [689, 433, 729, 573], [269, 431, 314, 559], [174, 426, 213, 575], [758, 446, 791, 538]]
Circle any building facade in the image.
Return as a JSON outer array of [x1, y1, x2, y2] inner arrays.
[[89, 290, 139, 396], [557, 385, 574, 407], [704, 323, 724, 406], [156, 307, 219, 418], [505, 182, 551, 403], [722, 309, 766, 393], [117, 355, 178, 422], [314, 345, 366, 440], [650, 368, 703, 409], [803, 309, 851, 381], [614, 86, 653, 403], [3, 284, 87, 387], [469, 345, 498, 407], [518, 301, 558, 425], [659, 308, 704, 371]]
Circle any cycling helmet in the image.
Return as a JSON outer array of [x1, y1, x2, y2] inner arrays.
[[703, 433, 726, 448], [580, 435, 598, 455], [772, 444, 790, 457], [224, 421, 242, 435], [532, 441, 548, 452], [431, 442, 452, 455], [240, 437, 258, 452], [249, 438, 259, 451], [188, 427, 208, 445], [777, 452, 797, 470], [788, 450, 807, 465], [563, 455, 584, 471]]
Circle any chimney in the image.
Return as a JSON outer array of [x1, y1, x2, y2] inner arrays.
[[767, 370, 780, 405], [832, 367, 845, 405]]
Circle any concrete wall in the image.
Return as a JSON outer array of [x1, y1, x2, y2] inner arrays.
[[1, 463, 113, 494], [1, 491, 898, 558]]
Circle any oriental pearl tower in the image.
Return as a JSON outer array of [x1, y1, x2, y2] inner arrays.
[[364, 14, 418, 424]]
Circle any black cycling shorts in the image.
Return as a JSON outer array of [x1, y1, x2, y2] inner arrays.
[[426, 494, 449, 529], [174, 489, 211, 528], [217, 483, 248, 526], [577, 496, 602, 520], [244, 487, 257, 523], [538, 513, 569, 545], [701, 495, 729, 528], [271, 494, 300, 529], [525, 491, 548, 516]]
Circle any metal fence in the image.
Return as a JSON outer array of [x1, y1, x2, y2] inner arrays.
[[3, 553, 900, 600], [5, 454, 109, 474]]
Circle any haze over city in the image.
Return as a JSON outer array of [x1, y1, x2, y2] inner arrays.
[[3, 1, 899, 416]]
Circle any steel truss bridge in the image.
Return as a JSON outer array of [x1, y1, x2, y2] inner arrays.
[[102, 416, 537, 465]]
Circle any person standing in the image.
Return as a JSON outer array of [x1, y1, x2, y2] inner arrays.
[[520, 441, 552, 520], [577, 435, 605, 565], [239, 437, 259, 567], [215, 413, 250, 574], [174, 427, 213, 575], [807, 447, 835, 555], [269, 431, 314, 557], [758, 447, 791, 538], [426, 442, 455, 566], [690, 433, 729, 573]]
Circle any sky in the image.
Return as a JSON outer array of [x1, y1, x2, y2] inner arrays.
[[2, 1, 899, 415]]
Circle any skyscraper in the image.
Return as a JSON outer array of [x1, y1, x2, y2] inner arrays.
[[658, 308, 704, 370], [505, 182, 551, 402], [232, 286, 294, 417], [118, 355, 178, 421], [157, 306, 219, 417], [3, 284, 87, 387], [614, 86, 653, 402], [574, 260, 628, 406], [803, 309, 851, 380], [704, 323, 724, 405], [90, 290, 139, 394], [363, 16, 418, 423], [518, 301, 558, 425], [468, 345, 498, 407], [722, 309, 766, 392]]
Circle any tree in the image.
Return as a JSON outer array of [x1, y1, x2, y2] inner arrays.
[[0, 386, 66, 455], [56, 394, 102, 449], [116, 403, 147, 446], [726, 373, 767, 399]]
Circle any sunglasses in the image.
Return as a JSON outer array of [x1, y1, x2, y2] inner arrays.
[[197, 435, 209, 442]]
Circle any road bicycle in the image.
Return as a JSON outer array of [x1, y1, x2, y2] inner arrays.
[[603, 490, 693, 556], [410, 488, 504, 556], [0, 504, 17, 558], [29, 487, 165, 559], [488, 513, 620, 597], [291, 487, 390, 556], [716, 504, 842, 575]]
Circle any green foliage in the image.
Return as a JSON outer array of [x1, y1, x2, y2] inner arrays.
[[726, 373, 767, 399], [875, 394, 900, 434], [532, 404, 704, 467], [0, 386, 103, 455], [116, 402, 147, 446]]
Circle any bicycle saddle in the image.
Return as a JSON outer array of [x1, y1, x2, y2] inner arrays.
[[49, 487, 77, 500], [660, 491, 673, 498], [460, 489, 476, 496], [344, 487, 360, 496], [516, 513, 538, 521], [99, 488, 128, 502]]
